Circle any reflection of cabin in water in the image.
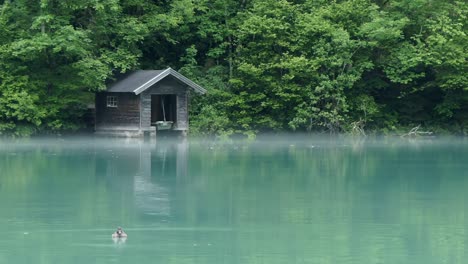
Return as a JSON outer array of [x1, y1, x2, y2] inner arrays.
[[94, 140, 188, 217], [95, 68, 206, 137]]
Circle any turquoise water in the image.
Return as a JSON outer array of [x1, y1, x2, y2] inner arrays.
[[0, 137, 467, 263]]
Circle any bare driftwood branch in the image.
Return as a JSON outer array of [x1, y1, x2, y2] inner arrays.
[[351, 119, 366, 137], [401, 125, 433, 138]]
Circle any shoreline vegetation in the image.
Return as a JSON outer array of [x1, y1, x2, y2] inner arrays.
[[0, 0, 466, 137]]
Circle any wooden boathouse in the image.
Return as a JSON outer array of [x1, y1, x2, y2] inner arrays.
[[95, 68, 206, 137]]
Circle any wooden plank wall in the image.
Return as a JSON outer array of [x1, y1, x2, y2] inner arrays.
[[95, 92, 140, 129]]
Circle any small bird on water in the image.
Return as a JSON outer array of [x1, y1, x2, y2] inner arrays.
[[112, 227, 127, 239]]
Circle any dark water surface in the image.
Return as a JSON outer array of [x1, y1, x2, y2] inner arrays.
[[0, 136, 467, 263]]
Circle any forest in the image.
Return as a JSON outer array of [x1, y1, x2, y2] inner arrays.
[[0, 0, 466, 136]]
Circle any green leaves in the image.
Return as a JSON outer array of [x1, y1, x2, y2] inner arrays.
[[0, 74, 45, 135], [73, 58, 110, 91], [0, 0, 155, 135], [0, 0, 466, 135]]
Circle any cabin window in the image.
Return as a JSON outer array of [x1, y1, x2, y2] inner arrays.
[[106, 96, 118, 108]]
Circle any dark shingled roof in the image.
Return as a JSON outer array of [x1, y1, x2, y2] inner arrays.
[[107, 70, 164, 93], [106, 68, 206, 94]]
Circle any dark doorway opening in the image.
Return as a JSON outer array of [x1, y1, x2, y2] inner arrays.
[[151, 94, 177, 125]]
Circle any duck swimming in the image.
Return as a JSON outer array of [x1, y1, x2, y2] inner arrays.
[[112, 227, 127, 239]]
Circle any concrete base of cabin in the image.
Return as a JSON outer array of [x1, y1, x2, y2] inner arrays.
[[95, 126, 156, 138], [95, 126, 187, 138]]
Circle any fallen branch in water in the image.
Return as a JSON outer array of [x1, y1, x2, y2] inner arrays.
[[351, 120, 366, 137], [401, 125, 433, 138]]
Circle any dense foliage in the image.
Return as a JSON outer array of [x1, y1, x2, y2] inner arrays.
[[0, 0, 466, 136]]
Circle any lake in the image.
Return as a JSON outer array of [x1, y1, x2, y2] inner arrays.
[[0, 136, 467, 263]]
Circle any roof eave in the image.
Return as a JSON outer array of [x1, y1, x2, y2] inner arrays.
[[168, 69, 207, 94], [133, 68, 207, 95], [133, 68, 171, 95]]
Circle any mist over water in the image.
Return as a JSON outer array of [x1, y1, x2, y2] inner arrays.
[[0, 136, 467, 263]]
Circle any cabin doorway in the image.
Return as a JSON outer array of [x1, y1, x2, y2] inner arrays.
[[151, 94, 177, 129]]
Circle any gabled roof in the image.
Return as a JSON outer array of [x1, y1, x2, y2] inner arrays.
[[106, 68, 207, 95]]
